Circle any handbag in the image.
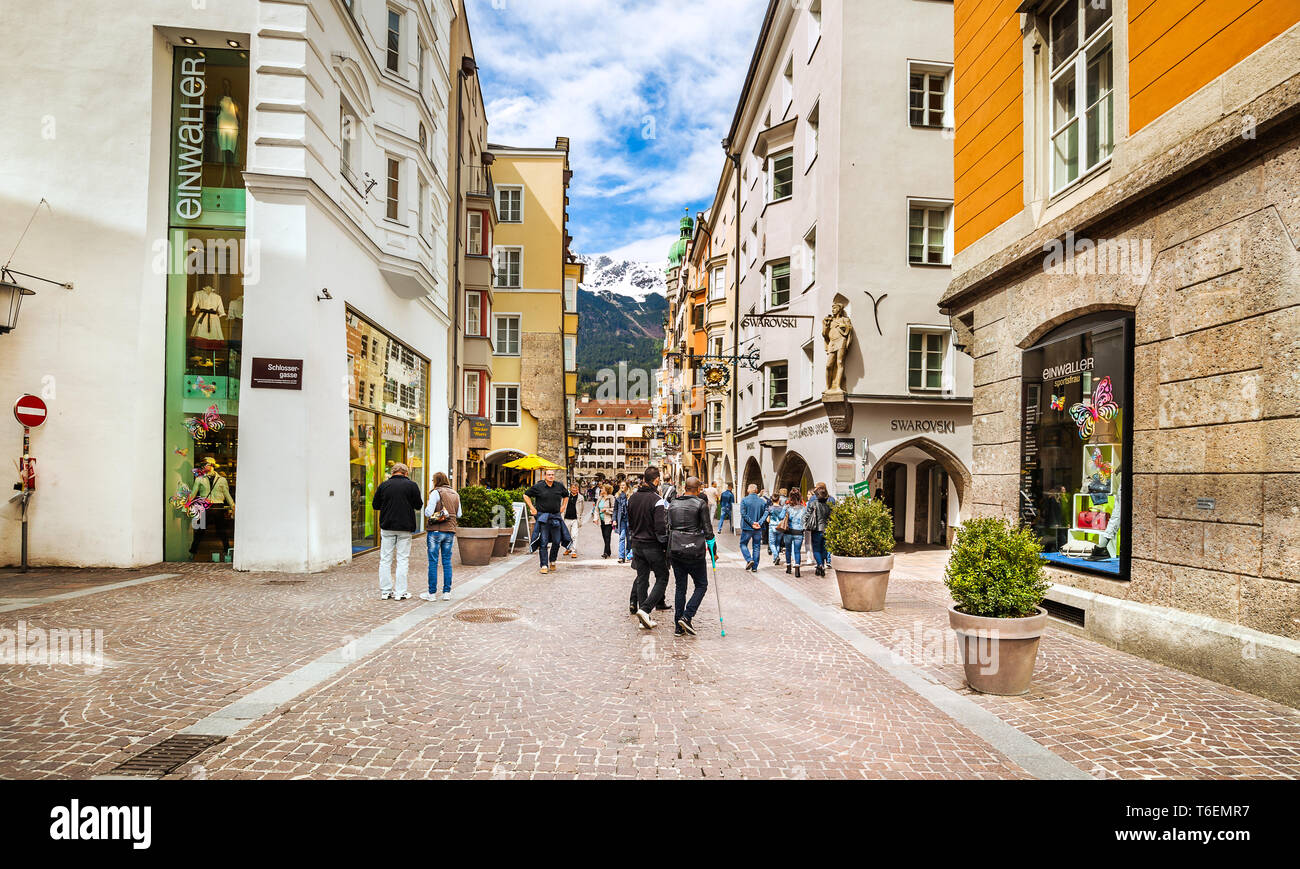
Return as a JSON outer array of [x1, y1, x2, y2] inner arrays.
[[775, 508, 790, 533], [427, 489, 450, 523]]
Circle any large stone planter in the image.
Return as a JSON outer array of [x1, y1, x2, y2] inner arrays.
[[492, 527, 512, 558], [947, 606, 1048, 696], [831, 554, 894, 612], [456, 528, 497, 566]]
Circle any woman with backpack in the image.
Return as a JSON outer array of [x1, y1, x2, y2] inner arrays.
[[783, 487, 807, 577]]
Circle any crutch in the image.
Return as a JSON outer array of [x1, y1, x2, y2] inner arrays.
[[707, 539, 725, 638]]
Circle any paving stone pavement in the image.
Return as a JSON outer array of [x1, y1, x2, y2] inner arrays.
[[1, 531, 1297, 780]]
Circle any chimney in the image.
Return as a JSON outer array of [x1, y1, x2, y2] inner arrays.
[[555, 136, 570, 152]]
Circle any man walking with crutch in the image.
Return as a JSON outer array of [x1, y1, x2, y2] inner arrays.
[[667, 477, 714, 636]]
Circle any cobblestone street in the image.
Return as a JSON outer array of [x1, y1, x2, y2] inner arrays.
[[1, 533, 1297, 780]]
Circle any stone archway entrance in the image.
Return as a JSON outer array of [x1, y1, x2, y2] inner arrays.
[[867, 438, 971, 547], [743, 457, 763, 493], [484, 449, 529, 490], [776, 451, 814, 496]]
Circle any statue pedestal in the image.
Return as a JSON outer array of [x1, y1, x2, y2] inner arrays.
[[822, 390, 853, 433]]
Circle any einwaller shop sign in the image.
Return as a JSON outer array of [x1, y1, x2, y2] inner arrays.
[[174, 54, 206, 221]]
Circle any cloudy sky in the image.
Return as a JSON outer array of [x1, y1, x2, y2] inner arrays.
[[465, 0, 767, 265]]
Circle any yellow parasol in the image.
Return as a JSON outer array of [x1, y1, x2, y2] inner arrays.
[[503, 454, 565, 471]]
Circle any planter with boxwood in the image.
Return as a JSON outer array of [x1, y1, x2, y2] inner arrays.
[[944, 518, 1052, 696], [824, 496, 896, 612], [455, 486, 498, 566], [489, 488, 516, 557]]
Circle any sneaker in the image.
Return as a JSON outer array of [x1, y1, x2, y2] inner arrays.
[[655, 601, 672, 611], [419, 592, 435, 602], [395, 592, 411, 601], [674, 627, 686, 637], [1087, 545, 1111, 561], [441, 591, 452, 601], [539, 566, 549, 575], [380, 591, 393, 600], [629, 603, 638, 615], [569, 550, 578, 559], [636, 610, 657, 629], [678, 617, 696, 636]]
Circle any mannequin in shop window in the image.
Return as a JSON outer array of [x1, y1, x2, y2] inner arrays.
[[217, 79, 241, 187], [190, 284, 226, 349], [190, 457, 235, 560]]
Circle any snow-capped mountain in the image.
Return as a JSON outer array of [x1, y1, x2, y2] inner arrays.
[[577, 254, 666, 303]]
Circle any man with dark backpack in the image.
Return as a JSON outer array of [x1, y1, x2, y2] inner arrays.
[[668, 476, 715, 636]]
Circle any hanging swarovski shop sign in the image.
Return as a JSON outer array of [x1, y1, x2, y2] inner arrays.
[[175, 55, 206, 220]]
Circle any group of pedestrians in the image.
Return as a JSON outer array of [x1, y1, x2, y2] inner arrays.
[[370, 464, 462, 602], [737, 483, 835, 577], [627, 467, 715, 637]]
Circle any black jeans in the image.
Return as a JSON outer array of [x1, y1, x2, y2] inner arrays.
[[190, 505, 231, 556], [672, 557, 709, 624], [600, 522, 613, 557], [632, 546, 670, 613]]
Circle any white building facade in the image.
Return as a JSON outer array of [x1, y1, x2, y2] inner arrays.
[[0, 0, 454, 571], [729, 0, 973, 545]]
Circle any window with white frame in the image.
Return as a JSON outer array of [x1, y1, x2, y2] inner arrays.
[[467, 211, 484, 255], [464, 370, 482, 415], [767, 363, 789, 410], [908, 329, 950, 392], [806, 101, 820, 167], [340, 100, 358, 178], [386, 8, 402, 74], [907, 200, 952, 265], [769, 149, 794, 201], [766, 259, 791, 308], [708, 401, 723, 433], [1049, 0, 1114, 191], [495, 247, 522, 288], [807, 0, 822, 58], [909, 64, 953, 129], [417, 35, 425, 94], [418, 177, 428, 241], [803, 226, 817, 288], [493, 384, 520, 426], [497, 186, 522, 222], [710, 334, 724, 357], [494, 314, 520, 355], [564, 277, 578, 312], [465, 291, 483, 337], [709, 265, 725, 301], [564, 336, 576, 371], [385, 156, 401, 221], [781, 57, 794, 112]]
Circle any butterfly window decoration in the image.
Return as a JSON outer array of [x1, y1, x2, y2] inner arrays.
[[1050, 394, 1066, 412], [185, 405, 225, 442], [1069, 376, 1119, 440], [194, 376, 218, 398], [169, 482, 211, 519]]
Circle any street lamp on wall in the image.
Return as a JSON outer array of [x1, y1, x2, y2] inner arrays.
[[0, 272, 35, 335]]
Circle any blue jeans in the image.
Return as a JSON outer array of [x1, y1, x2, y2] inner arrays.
[[618, 525, 630, 560], [740, 528, 762, 566], [537, 518, 562, 567], [769, 530, 784, 558], [810, 531, 828, 567], [784, 533, 804, 566], [426, 531, 454, 593]]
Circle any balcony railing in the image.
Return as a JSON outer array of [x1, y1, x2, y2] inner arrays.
[[465, 164, 494, 199]]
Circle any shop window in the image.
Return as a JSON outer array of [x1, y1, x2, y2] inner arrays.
[[1020, 313, 1132, 579]]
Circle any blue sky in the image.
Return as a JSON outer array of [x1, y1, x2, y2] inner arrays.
[[465, 0, 768, 264]]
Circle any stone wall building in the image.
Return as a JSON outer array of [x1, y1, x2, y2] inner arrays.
[[941, 0, 1300, 704]]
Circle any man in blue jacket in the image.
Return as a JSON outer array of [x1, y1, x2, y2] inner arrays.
[[718, 484, 736, 534], [738, 484, 769, 572]]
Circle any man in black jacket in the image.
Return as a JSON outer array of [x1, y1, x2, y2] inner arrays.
[[668, 477, 715, 636], [628, 466, 672, 627], [371, 463, 423, 601]]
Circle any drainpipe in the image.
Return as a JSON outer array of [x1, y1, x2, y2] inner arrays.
[[450, 55, 478, 478]]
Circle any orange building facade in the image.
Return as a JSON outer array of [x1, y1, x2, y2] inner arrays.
[[942, 0, 1299, 705]]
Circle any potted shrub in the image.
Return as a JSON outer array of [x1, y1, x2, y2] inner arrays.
[[825, 496, 896, 612], [489, 488, 515, 557], [944, 518, 1052, 696], [455, 486, 497, 566]]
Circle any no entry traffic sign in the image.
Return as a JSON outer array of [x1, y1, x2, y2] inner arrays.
[[13, 394, 48, 428]]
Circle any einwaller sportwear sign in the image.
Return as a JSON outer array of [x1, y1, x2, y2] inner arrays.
[[13, 394, 47, 428]]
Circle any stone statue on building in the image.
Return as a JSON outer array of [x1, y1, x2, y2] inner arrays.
[[822, 301, 854, 394]]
